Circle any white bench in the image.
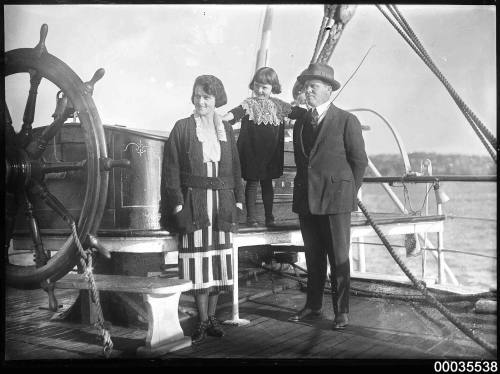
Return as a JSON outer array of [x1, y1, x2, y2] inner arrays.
[[54, 273, 192, 356]]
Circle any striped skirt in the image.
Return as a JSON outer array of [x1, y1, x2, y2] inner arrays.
[[178, 161, 234, 295]]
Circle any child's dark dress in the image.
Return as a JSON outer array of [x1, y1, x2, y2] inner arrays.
[[230, 97, 301, 181]]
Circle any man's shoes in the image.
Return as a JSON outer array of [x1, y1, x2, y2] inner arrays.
[[265, 215, 276, 227], [207, 316, 225, 337], [191, 320, 209, 344], [288, 307, 322, 322], [332, 313, 349, 330]]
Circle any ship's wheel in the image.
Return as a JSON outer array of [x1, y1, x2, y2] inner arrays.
[[5, 24, 123, 290]]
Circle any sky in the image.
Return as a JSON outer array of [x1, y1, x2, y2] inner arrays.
[[4, 4, 496, 156]]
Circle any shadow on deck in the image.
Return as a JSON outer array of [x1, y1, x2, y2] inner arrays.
[[4, 269, 497, 364]]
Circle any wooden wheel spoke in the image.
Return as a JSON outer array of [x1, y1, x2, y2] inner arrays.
[[41, 159, 87, 174], [24, 192, 50, 267], [84, 68, 105, 96], [18, 69, 43, 147], [33, 24, 48, 58], [28, 180, 75, 226], [4, 101, 18, 145], [24, 101, 72, 159]]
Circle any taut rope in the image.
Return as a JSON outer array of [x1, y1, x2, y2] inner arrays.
[[356, 198, 497, 357], [376, 4, 497, 163]]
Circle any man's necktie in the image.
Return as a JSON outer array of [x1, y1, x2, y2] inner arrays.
[[311, 108, 319, 131]]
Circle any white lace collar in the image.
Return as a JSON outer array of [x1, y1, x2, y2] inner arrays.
[[241, 97, 292, 126]]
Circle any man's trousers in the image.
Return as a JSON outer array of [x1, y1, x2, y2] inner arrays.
[[299, 213, 351, 316]]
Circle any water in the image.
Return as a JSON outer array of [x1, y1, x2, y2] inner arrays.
[[358, 182, 497, 290]]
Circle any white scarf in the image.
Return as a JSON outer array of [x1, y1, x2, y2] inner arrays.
[[194, 111, 227, 163]]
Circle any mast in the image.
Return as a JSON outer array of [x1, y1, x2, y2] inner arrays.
[[313, 5, 357, 64], [255, 5, 273, 71]]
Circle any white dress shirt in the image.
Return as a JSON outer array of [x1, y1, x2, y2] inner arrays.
[[313, 95, 334, 124]]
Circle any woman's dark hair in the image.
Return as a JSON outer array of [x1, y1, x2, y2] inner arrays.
[[191, 75, 227, 108], [249, 67, 281, 94]]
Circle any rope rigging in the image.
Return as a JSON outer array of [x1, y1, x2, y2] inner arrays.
[[257, 260, 496, 303], [383, 4, 498, 151], [70, 223, 113, 358], [332, 45, 375, 102], [312, 5, 357, 64], [388, 5, 497, 151], [356, 198, 497, 357], [376, 4, 497, 163]]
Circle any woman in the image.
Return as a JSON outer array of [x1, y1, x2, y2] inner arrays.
[[161, 75, 244, 344]]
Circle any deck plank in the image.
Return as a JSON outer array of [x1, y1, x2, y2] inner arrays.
[[5, 273, 496, 361], [211, 320, 310, 357], [311, 333, 363, 357], [246, 322, 314, 357], [187, 312, 278, 356]]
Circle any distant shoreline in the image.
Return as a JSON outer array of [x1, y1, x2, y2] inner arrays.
[[371, 152, 496, 157], [368, 153, 496, 176]]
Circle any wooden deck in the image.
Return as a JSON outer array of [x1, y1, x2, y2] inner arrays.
[[4, 269, 497, 363]]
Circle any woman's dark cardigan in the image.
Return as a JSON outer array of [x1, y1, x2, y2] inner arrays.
[[160, 115, 244, 234]]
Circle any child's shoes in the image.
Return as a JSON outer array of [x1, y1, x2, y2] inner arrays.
[[247, 217, 259, 227]]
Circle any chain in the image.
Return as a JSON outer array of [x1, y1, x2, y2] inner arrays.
[[70, 223, 113, 358], [402, 180, 434, 216]]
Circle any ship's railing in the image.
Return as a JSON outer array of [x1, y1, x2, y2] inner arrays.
[[355, 171, 496, 287], [347, 107, 496, 288]]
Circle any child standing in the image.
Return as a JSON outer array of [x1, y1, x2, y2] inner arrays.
[[223, 67, 295, 227]]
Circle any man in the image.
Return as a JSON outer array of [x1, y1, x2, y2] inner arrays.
[[289, 63, 368, 330]]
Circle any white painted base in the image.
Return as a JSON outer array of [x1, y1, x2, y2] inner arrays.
[[136, 336, 192, 357], [222, 318, 250, 326], [136, 292, 191, 356]]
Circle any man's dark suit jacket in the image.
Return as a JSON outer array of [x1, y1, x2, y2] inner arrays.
[[292, 104, 368, 215]]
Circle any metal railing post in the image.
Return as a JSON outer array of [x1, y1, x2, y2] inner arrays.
[[421, 159, 432, 279], [357, 188, 366, 273], [223, 241, 250, 326], [434, 182, 446, 284]]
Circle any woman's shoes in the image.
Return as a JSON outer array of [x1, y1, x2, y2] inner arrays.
[[191, 320, 210, 344], [207, 316, 225, 337], [191, 317, 224, 343]]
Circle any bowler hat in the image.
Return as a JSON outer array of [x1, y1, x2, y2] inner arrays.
[[297, 63, 341, 91]]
